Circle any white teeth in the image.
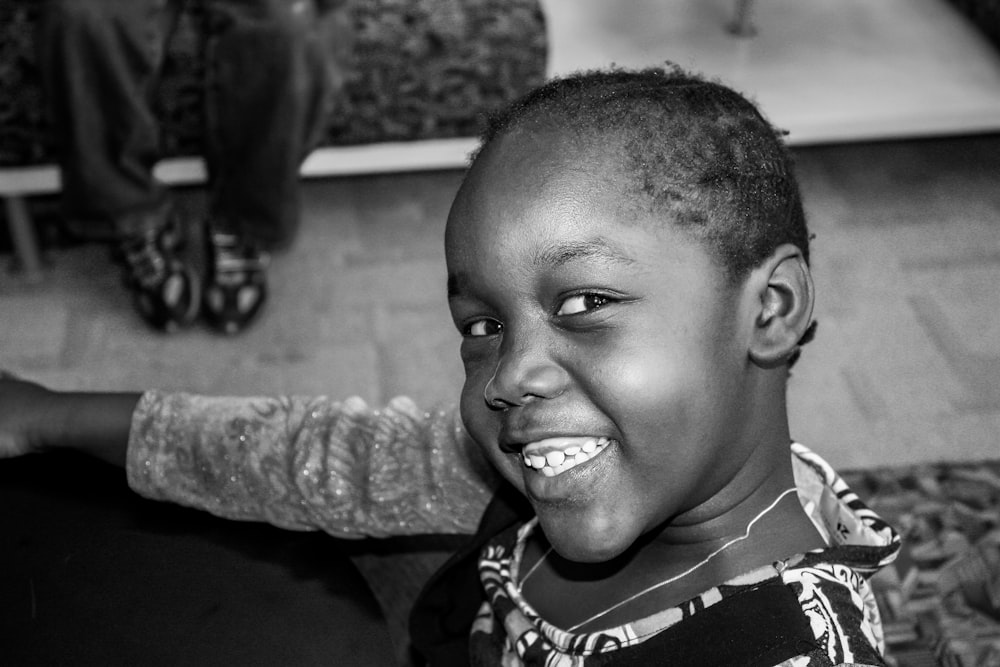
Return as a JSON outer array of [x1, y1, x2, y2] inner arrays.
[[545, 450, 566, 466], [520, 437, 612, 476]]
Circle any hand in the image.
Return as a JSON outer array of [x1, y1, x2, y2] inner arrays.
[[0, 371, 53, 458]]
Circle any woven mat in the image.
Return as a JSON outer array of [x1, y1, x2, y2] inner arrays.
[[842, 460, 1000, 666]]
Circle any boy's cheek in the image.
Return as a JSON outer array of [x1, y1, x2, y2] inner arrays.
[[458, 387, 523, 483]]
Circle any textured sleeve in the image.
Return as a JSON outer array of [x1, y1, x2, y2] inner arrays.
[[126, 391, 500, 538]]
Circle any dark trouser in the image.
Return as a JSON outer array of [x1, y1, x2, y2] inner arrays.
[[37, 0, 343, 250]]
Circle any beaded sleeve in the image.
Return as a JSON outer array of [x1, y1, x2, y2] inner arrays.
[[126, 391, 500, 538]]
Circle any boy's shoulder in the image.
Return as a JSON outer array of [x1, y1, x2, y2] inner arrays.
[[791, 443, 900, 566]]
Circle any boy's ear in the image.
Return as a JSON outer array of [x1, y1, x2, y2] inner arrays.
[[748, 244, 814, 369]]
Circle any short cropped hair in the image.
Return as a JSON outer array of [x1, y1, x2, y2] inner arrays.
[[476, 66, 811, 283]]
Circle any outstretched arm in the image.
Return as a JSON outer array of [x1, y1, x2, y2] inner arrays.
[[1, 374, 499, 538], [0, 373, 137, 467], [128, 391, 499, 537]]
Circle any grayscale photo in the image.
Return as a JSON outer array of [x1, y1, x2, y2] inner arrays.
[[2, 1, 998, 665]]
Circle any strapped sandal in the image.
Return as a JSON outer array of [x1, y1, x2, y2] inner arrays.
[[119, 223, 200, 332], [202, 228, 270, 335]]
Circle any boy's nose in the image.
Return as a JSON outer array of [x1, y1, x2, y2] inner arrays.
[[483, 339, 567, 410]]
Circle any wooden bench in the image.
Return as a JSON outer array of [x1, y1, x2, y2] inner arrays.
[[1, 139, 478, 282]]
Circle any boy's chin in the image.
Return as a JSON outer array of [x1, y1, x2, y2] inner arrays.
[[537, 512, 640, 564]]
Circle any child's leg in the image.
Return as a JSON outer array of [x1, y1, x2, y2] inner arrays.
[[36, 0, 200, 332], [202, 0, 343, 250], [198, 0, 348, 333], [36, 0, 174, 235]]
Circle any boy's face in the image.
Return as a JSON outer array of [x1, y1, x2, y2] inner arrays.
[[446, 130, 761, 563]]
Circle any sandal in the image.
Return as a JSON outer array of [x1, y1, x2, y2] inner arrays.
[[118, 223, 200, 332], [202, 228, 269, 335]]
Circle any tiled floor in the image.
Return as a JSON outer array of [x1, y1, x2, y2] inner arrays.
[[3, 133, 999, 471]]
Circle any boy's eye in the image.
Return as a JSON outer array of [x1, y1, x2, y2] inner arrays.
[[556, 293, 610, 316], [464, 318, 502, 337]]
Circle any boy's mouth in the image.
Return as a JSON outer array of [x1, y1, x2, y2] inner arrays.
[[520, 436, 613, 477]]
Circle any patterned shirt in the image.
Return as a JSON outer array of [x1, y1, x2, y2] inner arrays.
[[468, 444, 899, 666]]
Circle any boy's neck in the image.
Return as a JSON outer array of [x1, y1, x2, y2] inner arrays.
[[519, 454, 827, 632]]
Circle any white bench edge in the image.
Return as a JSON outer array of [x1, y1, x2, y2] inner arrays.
[[0, 137, 480, 196]]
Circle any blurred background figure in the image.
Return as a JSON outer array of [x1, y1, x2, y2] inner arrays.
[[37, 0, 351, 334]]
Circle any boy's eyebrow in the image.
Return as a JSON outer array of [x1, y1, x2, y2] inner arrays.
[[535, 238, 636, 268], [447, 238, 635, 298]]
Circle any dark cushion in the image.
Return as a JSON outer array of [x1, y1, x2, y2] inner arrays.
[[0, 451, 398, 665]]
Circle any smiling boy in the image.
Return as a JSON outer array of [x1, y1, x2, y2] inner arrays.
[[446, 87, 826, 618], [1, 67, 899, 666]]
